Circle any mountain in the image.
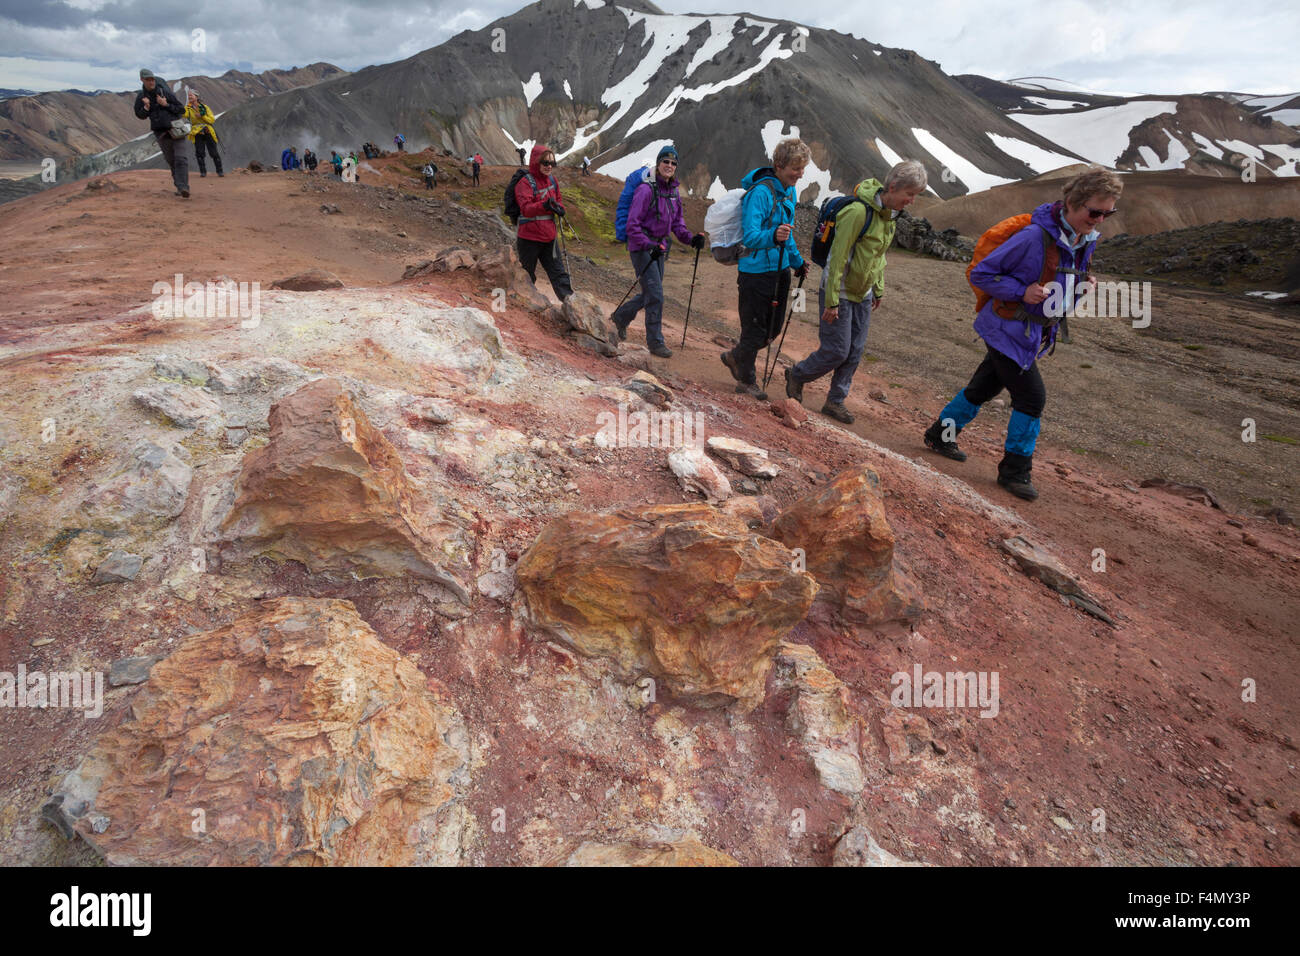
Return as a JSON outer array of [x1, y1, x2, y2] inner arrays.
[[957, 75, 1300, 178], [0, 63, 347, 163], [102, 0, 1087, 201], [0, 89, 39, 101]]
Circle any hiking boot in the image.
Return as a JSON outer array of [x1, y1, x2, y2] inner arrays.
[[821, 401, 854, 424], [736, 382, 768, 400], [720, 350, 742, 382], [784, 367, 804, 403], [180, 189, 190, 198], [924, 422, 967, 462], [997, 452, 1038, 501], [650, 344, 673, 359], [611, 314, 629, 341]]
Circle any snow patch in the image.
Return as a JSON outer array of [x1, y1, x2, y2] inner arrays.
[[707, 176, 729, 202], [1190, 132, 1224, 159], [1133, 128, 1191, 171], [1265, 109, 1300, 127], [595, 139, 673, 181], [1216, 139, 1265, 161], [564, 79, 573, 99], [986, 132, 1077, 174], [1008, 101, 1178, 166], [1261, 143, 1300, 176], [1246, 291, 1287, 299], [912, 127, 1016, 194], [500, 127, 536, 159], [522, 72, 543, 108], [1022, 95, 1088, 109], [760, 120, 840, 204], [556, 121, 600, 161], [876, 137, 937, 196], [743, 16, 775, 45], [684, 16, 741, 78]]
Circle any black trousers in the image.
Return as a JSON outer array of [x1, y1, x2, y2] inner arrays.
[[193, 131, 222, 175], [731, 269, 791, 383], [962, 345, 1046, 418], [154, 132, 189, 191], [517, 237, 573, 301]]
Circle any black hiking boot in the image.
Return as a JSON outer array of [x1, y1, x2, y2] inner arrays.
[[997, 452, 1039, 501], [784, 367, 804, 403], [720, 350, 742, 382], [821, 401, 854, 424], [650, 344, 673, 359], [924, 422, 967, 462], [737, 382, 768, 400], [612, 313, 629, 341]]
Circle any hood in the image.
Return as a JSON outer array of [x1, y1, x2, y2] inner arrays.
[[855, 177, 886, 211], [741, 166, 782, 192], [1030, 200, 1102, 245], [528, 143, 552, 179]]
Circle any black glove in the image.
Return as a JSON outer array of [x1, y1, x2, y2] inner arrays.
[[649, 245, 663, 261], [546, 199, 565, 217], [690, 233, 705, 250], [794, 262, 810, 280]]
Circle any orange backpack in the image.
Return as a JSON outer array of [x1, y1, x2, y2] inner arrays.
[[967, 215, 1058, 319]]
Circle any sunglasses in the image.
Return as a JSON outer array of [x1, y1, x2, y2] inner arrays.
[[539, 160, 555, 167], [659, 159, 677, 166], [1085, 205, 1118, 219]]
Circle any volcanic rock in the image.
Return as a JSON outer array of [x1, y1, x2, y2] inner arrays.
[[515, 503, 817, 710], [770, 465, 922, 625], [563, 834, 739, 866], [91, 549, 142, 586], [218, 377, 471, 601], [42, 597, 473, 865], [668, 446, 733, 501], [773, 642, 864, 795], [833, 826, 923, 866], [706, 436, 779, 478], [561, 291, 614, 344], [999, 536, 1113, 624], [270, 268, 344, 291], [78, 440, 193, 531], [132, 383, 222, 431]]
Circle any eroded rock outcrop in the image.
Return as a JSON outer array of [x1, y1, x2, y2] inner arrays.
[[771, 465, 922, 626], [773, 642, 865, 796], [218, 377, 471, 601], [515, 503, 817, 710], [43, 597, 473, 865]]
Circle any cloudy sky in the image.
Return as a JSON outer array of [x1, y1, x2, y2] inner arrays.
[[0, 0, 1294, 96]]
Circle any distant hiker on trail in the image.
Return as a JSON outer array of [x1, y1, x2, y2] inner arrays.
[[472, 154, 482, 186], [719, 137, 810, 400], [349, 151, 361, 183], [394, 134, 405, 152], [423, 162, 436, 189], [303, 148, 318, 172], [134, 68, 189, 198], [921, 166, 1121, 501], [331, 151, 342, 177], [582, 156, 591, 176], [184, 90, 222, 178], [785, 159, 927, 424], [517, 146, 526, 166], [342, 153, 357, 183], [280, 147, 301, 171], [610, 145, 705, 358], [512, 144, 573, 302]]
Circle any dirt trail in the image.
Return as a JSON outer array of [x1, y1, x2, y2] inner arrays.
[[1, 164, 1296, 865]]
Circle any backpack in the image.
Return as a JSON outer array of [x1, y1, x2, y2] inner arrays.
[[704, 178, 783, 265], [968, 215, 1064, 323], [810, 194, 873, 268], [504, 170, 555, 225], [615, 166, 651, 242]]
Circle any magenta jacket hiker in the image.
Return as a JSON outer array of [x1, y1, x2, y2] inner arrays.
[[625, 174, 695, 253]]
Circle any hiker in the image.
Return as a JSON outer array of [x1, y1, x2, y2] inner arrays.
[[184, 90, 222, 178], [719, 138, 810, 399], [303, 148, 318, 172], [517, 146, 526, 166], [342, 153, 357, 183], [394, 134, 405, 152], [423, 162, 436, 189], [280, 147, 301, 171], [472, 153, 482, 186], [610, 145, 705, 358], [582, 156, 591, 176], [331, 151, 343, 177], [922, 166, 1121, 500], [133, 69, 189, 198], [785, 160, 927, 423], [513, 144, 573, 301], [349, 151, 361, 182]]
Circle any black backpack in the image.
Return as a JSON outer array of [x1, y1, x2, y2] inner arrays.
[[810, 194, 874, 268], [503, 169, 528, 223]]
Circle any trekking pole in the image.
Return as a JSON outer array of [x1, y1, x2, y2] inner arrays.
[[760, 242, 787, 391], [612, 250, 658, 314], [679, 245, 701, 348], [554, 213, 571, 274], [762, 270, 806, 391]]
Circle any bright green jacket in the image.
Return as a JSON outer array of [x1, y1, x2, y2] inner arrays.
[[823, 178, 897, 307]]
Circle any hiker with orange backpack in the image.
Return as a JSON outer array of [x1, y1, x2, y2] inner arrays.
[[922, 166, 1122, 500]]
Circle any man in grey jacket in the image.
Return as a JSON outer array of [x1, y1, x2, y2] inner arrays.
[[134, 68, 189, 198]]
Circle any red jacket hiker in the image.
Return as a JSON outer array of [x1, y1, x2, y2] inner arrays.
[[515, 143, 563, 244]]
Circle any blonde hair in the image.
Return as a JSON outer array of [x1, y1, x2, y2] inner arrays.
[[772, 138, 811, 171], [1063, 166, 1123, 207]]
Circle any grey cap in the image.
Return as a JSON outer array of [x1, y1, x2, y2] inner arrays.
[[139, 68, 154, 79]]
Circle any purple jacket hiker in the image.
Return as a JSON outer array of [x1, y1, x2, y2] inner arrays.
[[971, 200, 1097, 370], [625, 175, 695, 253]]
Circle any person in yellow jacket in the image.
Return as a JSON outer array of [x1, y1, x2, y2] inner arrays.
[[184, 90, 223, 177], [784, 160, 927, 423]]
